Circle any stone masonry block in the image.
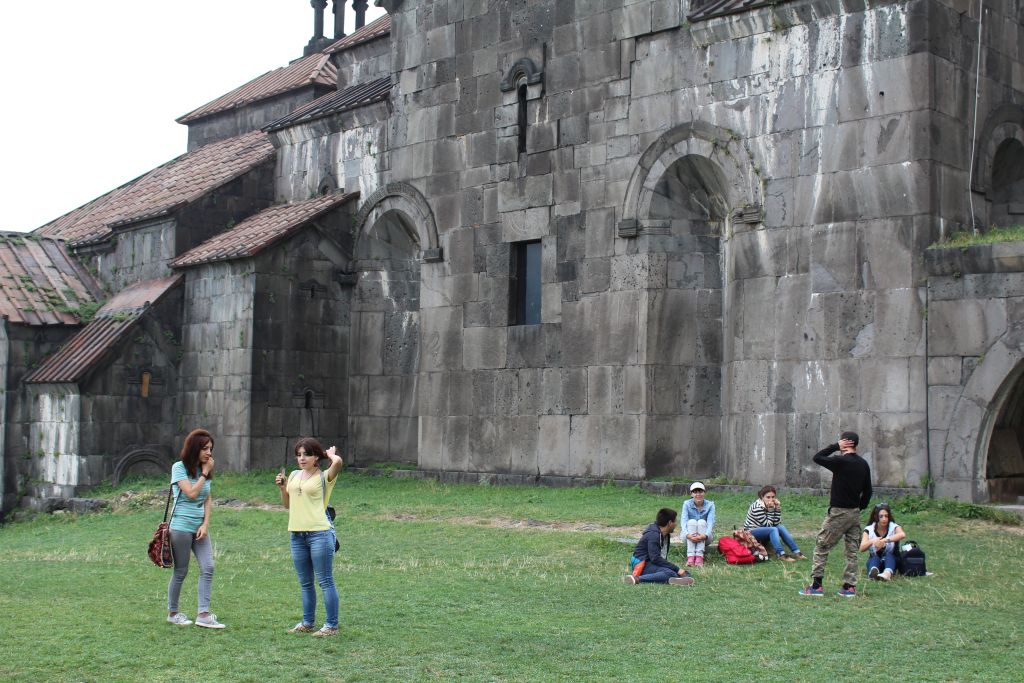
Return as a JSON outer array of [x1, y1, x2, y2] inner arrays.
[[463, 326, 507, 370]]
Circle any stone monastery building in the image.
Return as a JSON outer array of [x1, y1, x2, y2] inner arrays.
[[3, 0, 1024, 515]]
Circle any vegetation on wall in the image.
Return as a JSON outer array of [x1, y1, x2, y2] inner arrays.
[[930, 225, 1024, 249]]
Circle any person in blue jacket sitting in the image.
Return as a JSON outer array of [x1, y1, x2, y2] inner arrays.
[[680, 482, 716, 567], [623, 508, 695, 585]]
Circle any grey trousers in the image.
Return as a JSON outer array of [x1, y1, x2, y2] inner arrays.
[[167, 530, 214, 613]]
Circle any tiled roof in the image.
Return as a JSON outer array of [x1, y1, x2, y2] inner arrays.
[[687, 0, 784, 22], [35, 131, 274, 247], [265, 77, 392, 131], [0, 233, 104, 326], [171, 192, 358, 268], [177, 52, 338, 124], [324, 15, 391, 54], [24, 275, 182, 384]]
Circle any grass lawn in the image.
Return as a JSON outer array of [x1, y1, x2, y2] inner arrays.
[[0, 471, 1020, 682]]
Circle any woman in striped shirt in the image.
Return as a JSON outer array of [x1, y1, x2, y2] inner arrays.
[[743, 485, 806, 562]]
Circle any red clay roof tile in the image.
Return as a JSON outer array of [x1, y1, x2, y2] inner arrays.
[[171, 192, 358, 268], [0, 233, 104, 326], [35, 131, 274, 247]]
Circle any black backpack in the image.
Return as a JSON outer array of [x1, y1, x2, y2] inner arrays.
[[896, 541, 927, 577]]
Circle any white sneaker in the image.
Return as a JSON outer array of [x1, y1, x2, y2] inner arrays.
[[195, 613, 226, 629], [167, 613, 192, 626], [880, 569, 893, 581]]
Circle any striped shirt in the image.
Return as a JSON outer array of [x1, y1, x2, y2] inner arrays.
[[743, 499, 781, 529]]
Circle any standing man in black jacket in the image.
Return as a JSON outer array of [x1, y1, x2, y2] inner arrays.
[[799, 431, 872, 598]]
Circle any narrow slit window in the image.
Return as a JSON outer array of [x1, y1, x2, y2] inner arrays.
[[140, 371, 151, 398], [511, 240, 541, 325], [517, 84, 528, 154]]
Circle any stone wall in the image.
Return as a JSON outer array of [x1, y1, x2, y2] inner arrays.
[[186, 88, 334, 151], [2, 324, 81, 512], [178, 260, 256, 469], [332, 34, 391, 90], [249, 225, 353, 469], [271, 101, 389, 203], [368, 0, 989, 485], [926, 241, 1024, 501], [25, 384, 81, 499]]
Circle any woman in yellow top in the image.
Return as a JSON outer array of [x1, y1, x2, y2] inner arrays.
[[275, 437, 343, 636]]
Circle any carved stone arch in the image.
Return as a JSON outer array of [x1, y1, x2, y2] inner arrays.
[[112, 446, 174, 485], [971, 103, 1024, 194], [500, 57, 543, 92], [939, 335, 1024, 502], [618, 121, 763, 237], [353, 182, 442, 261]]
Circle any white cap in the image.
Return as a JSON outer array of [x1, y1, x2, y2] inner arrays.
[[690, 481, 705, 492]]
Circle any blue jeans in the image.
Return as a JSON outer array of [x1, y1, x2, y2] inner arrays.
[[749, 525, 800, 556], [866, 548, 897, 575], [290, 530, 339, 628], [637, 562, 681, 584]]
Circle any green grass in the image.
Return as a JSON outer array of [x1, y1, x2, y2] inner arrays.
[[929, 224, 1024, 248], [2, 471, 1022, 682]]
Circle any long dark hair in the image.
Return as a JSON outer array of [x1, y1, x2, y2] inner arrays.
[[179, 429, 214, 479], [294, 436, 327, 464], [867, 503, 897, 533]]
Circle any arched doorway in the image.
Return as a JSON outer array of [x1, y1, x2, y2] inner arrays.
[[986, 362, 1024, 502], [349, 209, 421, 465], [643, 153, 729, 477], [989, 138, 1024, 228]]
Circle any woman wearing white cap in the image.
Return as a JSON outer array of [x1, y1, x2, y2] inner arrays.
[[680, 482, 716, 567]]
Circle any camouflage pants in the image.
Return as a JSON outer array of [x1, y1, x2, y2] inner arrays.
[[810, 507, 862, 586]]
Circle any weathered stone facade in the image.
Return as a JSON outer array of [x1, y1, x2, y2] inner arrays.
[[5, 0, 1024, 515]]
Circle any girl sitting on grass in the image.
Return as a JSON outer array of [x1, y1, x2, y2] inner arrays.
[[275, 437, 344, 636], [743, 485, 806, 562], [860, 503, 906, 581]]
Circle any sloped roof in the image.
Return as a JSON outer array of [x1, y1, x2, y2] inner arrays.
[[35, 131, 274, 247], [687, 0, 784, 22], [171, 192, 358, 268], [324, 15, 391, 54], [24, 275, 182, 384], [0, 233, 104, 326], [265, 77, 392, 131], [177, 52, 338, 124]]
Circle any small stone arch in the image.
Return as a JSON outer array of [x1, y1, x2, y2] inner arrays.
[[500, 57, 543, 92], [939, 336, 1024, 501], [971, 103, 1024, 195], [352, 182, 442, 262], [618, 121, 763, 237], [112, 446, 174, 485]]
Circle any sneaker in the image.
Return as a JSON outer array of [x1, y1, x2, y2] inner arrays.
[[779, 554, 797, 563], [793, 552, 808, 560], [311, 625, 338, 637], [694, 556, 704, 567], [837, 586, 857, 598], [622, 574, 638, 585], [880, 569, 893, 581], [288, 622, 316, 633], [799, 585, 824, 596], [195, 614, 226, 629], [685, 556, 696, 567], [167, 613, 192, 626], [669, 572, 695, 586], [868, 566, 880, 580]]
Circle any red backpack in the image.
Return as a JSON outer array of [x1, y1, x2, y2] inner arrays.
[[718, 536, 755, 565]]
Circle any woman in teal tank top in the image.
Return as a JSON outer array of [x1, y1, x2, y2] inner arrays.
[[166, 429, 225, 629]]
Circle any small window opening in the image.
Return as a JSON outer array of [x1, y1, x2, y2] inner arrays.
[[140, 371, 151, 398], [511, 240, 542, 325], [304, 390, 314, 409], [517, 83, 528, 154]]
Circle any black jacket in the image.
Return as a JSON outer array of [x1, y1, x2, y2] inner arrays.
[[813, 444, 872, 509], [632, 523, 679, 571]]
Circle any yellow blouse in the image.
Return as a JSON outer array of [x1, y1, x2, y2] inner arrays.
[[286, 470, 337, 532]]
